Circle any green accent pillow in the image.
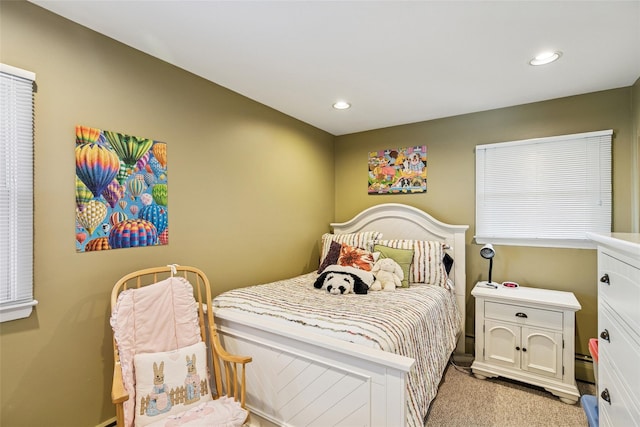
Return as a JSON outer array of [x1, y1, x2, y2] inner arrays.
[[374, 244, 414, 288]]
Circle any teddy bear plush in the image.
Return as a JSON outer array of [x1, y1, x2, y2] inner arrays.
[[370, 258, 404, 291]]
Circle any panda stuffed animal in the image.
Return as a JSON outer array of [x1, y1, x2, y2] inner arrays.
[[314, 265, 374, 295]]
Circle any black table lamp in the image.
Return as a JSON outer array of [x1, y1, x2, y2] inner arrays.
[[480, 243, 496, 283]]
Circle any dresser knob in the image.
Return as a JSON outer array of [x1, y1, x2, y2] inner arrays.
[[601, 388, 611, 404], [515, 312, 528, 318], [600, 329, 610, 342], [600, 274, 610, 284]]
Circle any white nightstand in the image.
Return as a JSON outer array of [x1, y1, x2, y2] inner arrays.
[[471, 282, 582, 404]]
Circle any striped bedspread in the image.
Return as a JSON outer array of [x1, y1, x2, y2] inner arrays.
[[213, 272, 461, 427]]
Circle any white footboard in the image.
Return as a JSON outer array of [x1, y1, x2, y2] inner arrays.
[[215, 310, 414, 427]]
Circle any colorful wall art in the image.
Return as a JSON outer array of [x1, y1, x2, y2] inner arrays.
[[75, 125, 168, 252], [368, 145, 427, 194]]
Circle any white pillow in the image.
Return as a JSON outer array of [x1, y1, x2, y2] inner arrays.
[[134, 342, 211, 427]]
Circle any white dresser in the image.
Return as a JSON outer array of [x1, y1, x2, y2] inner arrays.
[[587, 232, 640, 427], [471, 283, 581, 404]]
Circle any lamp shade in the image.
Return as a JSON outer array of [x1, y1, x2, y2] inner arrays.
[[480, 244, 495, 283], [480, 243, 495, 259]]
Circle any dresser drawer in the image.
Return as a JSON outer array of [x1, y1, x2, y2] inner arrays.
[[485, 301, 563, 330], [598, 345, 640, 427], [598, 306, 640, 399], [599, 252, 640, 334]]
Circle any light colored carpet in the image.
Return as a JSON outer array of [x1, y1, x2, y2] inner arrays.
[[425, 363, 594, 427]]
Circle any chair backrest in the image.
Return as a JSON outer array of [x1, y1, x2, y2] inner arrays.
[[111, 265, 210, 349], [111, 265, 248, 427]]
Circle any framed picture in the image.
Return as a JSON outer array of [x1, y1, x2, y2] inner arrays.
[[368, 146, 427, 194], [75, 125, 168, 252]]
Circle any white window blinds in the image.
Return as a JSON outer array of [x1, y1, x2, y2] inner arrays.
[[1, 64, 37, 322], [475, 130, 612, 249]]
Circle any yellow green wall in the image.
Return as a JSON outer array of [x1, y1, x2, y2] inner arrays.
[[0, 2, 334, 426], [1, 1, 638, 426], [335, 87, 636, 371]]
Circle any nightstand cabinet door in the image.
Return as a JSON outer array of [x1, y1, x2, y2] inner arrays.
[[484, 319, 520, 369], [484, 321, 563, 379], [521, 327, 563, 379]]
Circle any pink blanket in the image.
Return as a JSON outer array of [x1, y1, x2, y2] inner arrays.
[[111, 276, 201, 427]]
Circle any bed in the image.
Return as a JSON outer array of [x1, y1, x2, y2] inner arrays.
[[212, 203, 468, 427]]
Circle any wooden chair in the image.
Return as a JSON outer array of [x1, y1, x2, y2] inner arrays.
[[110, 265, 252, 427]]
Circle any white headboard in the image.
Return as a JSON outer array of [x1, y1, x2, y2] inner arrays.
[[331, 203, 469, 354]]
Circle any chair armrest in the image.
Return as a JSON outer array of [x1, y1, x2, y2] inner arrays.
[[112, 361, 129, 404], [212, 335, 252, 365]]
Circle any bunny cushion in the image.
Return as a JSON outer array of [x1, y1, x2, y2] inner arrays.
[[370, 258, 404, 291]]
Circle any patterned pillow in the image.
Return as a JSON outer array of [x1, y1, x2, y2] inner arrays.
[[337, 244, 375, 271], [374, 244, 414, 288], [134, 341, 211, 427], [317, 240, 342, 273], [375, 240, 447, 286], [320, 231, 382, 265]]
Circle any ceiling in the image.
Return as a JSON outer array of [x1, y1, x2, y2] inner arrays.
[[29, 1, 640, 136]]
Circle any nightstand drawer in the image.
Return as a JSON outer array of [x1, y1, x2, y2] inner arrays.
[[485, 301, 563, 330]]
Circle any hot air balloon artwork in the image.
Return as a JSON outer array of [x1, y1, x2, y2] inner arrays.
[[75, 125, 169, 252]]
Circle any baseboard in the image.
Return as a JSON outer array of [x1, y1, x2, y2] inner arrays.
[[95, 417, 116, 427], [452, 352, 474, 365], [245, 412, 279, 427], [464, 334, 474, 355], [575, 356, 595, 384]]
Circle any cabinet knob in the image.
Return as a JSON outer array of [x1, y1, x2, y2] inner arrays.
[[600, 329, 610, 342], [515, 346, 520, 351], [600, 274, 610, 284], [515, 312, 528, 319], [601, 388, 611, 404], [522, 347, 527, 352]]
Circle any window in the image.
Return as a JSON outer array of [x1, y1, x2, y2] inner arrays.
[[1, 64, 36, 322], [475, 130, 612, 249]]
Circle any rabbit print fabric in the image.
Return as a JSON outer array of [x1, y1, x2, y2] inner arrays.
[[133, 342, 211, 427]]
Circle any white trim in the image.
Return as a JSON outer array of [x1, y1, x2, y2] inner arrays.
[[475, 129, 613, 150], [474, 237, 597, 250], [0, 63, 35, 81], [0, 300, 38, 323]]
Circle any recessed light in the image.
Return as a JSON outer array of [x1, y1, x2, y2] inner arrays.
[[333, 101, 351, 110], [529, 51, 562, 66]]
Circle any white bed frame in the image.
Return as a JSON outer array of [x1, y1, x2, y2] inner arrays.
[[215, 203, 468, 427]]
